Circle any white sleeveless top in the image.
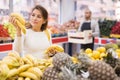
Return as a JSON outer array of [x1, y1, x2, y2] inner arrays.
[[13, 29, 51, 59]]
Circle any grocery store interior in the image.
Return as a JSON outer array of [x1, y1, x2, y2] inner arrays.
[[1, 0, 120, 80]]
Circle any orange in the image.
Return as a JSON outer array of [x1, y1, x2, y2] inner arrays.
[[85, 48, 92, 54]]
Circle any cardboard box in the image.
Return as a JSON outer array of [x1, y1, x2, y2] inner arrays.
[[68, 30, 93, 44]]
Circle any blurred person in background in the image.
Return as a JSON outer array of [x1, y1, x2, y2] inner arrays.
[[78, 8, 100, 50]]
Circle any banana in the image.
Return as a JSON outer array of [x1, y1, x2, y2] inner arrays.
[[19, 58, 24, 66], [37, 66, 46, 72], [17, 77, 24, 80], [8, 51, 21, 61], [17, 64, 32, 73], [10, 13, 26, 34], [6, 76, 18, 80], [25, 54, 35, 64], [25, 54, 39, 66], [45, 45, 64, 55], [2, 56, 20, 67], [0, 64, 9, 80], [0, 60, 2, 65], [0, 77, 7, 80], [7, 69, 18, 78], [22, 57, 33, 65], [25, 77, 31, 80], [16, 19, 26, 34], [48, 64, 54, 67], [27, 67, 43, 78], [19, 72, 38, 80], [10, 13, 25, 25]]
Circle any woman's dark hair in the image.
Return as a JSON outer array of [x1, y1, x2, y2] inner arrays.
[[29, 5, 48, 31]]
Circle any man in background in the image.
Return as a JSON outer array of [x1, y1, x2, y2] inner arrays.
[[78, 8, 100, 50]]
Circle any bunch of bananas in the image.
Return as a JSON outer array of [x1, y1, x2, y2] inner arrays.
[[10, 13, 26, 34], [0, 51, 52, 80], [45, 44, 64, 57], [0, 63, 9, 80]]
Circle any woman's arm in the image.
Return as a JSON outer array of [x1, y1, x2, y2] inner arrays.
[[13, 34, 25, 54], [9, 16, 25, 54]]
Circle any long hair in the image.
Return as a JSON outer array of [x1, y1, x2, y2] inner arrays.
[[27, 5, 48, 31]]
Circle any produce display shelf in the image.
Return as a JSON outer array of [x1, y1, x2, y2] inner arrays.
[[0, 43, 13, 52], [94, 37, 117, 45], [0, 37, 68, 52], [52, 36, 68, 44], [0, 37, 120, 52]]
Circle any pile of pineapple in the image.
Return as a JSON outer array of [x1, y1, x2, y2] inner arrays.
[[42, 43, 120, 80], [0, 51, 52, 80]]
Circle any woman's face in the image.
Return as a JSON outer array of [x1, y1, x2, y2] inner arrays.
[[30, 9, 45, 28]]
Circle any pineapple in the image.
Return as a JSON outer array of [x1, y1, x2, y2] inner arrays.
[[88, 60, 118, 80], [59, 66, 77, 80], [52, 53, 71, 70], [59, 66, 90, 80], [77, 52, 119, 80], [103, 48, 118, 68], [77, 75, 90, 80], [103, 48, 120, 77], [42, 67, 60, 80], [115, 58, 120, 77]]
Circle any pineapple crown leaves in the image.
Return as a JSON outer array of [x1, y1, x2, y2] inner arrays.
[[77, 50, 92, 66], [59, 66, 78, 80], [106, 48, 118, 59]]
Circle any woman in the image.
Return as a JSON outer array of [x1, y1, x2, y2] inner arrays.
[[78, 9, 100, 50], [10, 5, 52, 59]]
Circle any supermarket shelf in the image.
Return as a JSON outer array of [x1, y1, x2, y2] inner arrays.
[[0, 43, 13, 52], [0, 37, 120, 53], [94, 37, 118, 45], [52, 36, 68, 44]]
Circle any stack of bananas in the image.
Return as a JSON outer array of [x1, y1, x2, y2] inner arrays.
[[45, 44, 64, 57], [0, 51, 52, 80], [10, 13, 26, 34]]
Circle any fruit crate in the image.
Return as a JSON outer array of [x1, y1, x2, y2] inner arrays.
[[68, 30, 92, 44]]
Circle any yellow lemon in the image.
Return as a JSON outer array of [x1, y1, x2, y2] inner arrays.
[[96, 47, 106, 53], [117, 52, 120, 58], [71, 57, 79, 63], [92, 51, 100, 59], [116, 49, 120, 53], [100, 58, 103, 60], [91, 57, 96, 60], [85, 48, 92, 54], [100, 53, 107, 58], [87, 53, 93, 58]]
